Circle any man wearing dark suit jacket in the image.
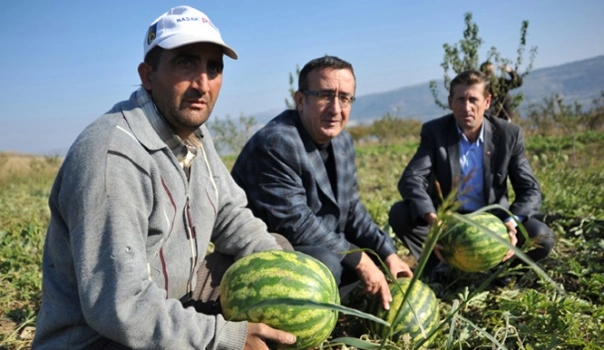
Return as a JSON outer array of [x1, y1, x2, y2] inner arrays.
[[232, 56, 413, 310], [388, 69, 555, 281]]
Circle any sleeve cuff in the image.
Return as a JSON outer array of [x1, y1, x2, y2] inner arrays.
[[214, 316, 248, 350], [342, 249, 362, 270], [504, 215, 523, 227]]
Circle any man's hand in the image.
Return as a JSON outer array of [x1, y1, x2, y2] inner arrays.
[[355, 252, 392, 310], [424, 212, 445, 261], [432, 243, 445, 262], [424, 212, 438, 227], [245, 323, 296, 350], [500, 65, 513, 74], [384, 253, 413, 280], [502, 220, 518, 262]]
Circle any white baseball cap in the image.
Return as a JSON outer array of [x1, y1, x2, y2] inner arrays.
[[144, 5, 238, 60]]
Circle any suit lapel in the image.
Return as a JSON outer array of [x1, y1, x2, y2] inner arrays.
[[447, 118, 461, 191], [332, 134, 350, 229], [333, 135, 347, 205], [294, 112, 337, 205], [308, 146, 337, 204], [483, 118, 497, 204]]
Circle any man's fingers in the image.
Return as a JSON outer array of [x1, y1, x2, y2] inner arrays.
[[399, 265, 413, 278], [502, 249, 514, 262], [246, 323, 296, 350], [379, 281, 392, 310], [361, 282, 379, 295], [509, 232, 518, 246], [273, 330, 297, 346], [433, 244, 444, 261]]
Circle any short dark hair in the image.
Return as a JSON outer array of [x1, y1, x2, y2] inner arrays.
[[298, 55, 355, 91], [479, 61, 493, 72], [144, 46, 165, 72], [449, 70, 491, 98]]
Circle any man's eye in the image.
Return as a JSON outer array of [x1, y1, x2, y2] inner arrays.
[[318, 91, 335, 99], [338, 94, 351, 103], [177, 58, 195, 67], [207, 62, 224, 76]]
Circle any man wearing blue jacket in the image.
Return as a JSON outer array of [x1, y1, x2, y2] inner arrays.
[[232, 56, 413, 312]]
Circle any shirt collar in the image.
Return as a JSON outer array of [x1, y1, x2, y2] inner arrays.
[[456, 121, 485, 144]]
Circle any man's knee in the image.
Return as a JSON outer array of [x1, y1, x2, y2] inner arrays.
[[523, 218, 556, 261], [295, 246, 343, 285], [271, 233, 294, 251], [388, 201, 408, 235], [534, 227, 556, 257]]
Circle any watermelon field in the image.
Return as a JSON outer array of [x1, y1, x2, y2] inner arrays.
[[1, 129, 603, 349]]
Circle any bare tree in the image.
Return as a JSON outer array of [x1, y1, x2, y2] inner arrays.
[[285, 64, 301, 109], [429, 12, 538, 119], [208, 114, 257, 156]]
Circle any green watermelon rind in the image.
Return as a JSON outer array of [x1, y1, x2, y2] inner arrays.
[[440, 212, 510, 272], [220, 250, 340, 349], [368, 278, 440, 345]]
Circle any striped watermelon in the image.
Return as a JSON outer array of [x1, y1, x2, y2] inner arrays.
[[367, 277, 439, 345], [219, 250, 340, 349], [439, 212, 510, 272]]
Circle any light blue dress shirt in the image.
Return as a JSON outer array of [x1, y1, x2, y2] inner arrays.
[[456, 123, 522, 225], [457, 124, 486, 212]]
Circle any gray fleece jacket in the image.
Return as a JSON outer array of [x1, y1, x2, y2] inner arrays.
[[32, 88, 281, 349]]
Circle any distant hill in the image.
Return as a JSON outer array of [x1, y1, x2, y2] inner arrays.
[[253, 55, 604, 124], [518, 55, 604, 110]]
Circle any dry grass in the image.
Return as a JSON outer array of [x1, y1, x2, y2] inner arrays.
[[0, 153, 62, 186], [0, 153, 37, 177]]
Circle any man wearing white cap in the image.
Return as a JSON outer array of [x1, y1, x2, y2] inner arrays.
[[33, 5, 296, 349]]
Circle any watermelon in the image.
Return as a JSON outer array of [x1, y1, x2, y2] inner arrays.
[[367, 277, 440, 345], [219, 250, 340, 349], [439, 212, 510, 272]]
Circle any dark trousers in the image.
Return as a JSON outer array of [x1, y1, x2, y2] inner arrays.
[[187, 233, 294, 314], [294, 245, 358, 286], [388, 200, 556, 274], [94, 234, 293, 349], [294, 245, 361, 301]]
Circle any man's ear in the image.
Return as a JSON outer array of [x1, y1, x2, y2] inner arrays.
[[294, 90, 304, 111], [138, 62, 153, 90]]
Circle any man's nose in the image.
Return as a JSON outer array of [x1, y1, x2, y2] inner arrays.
[[327, 96, 342, 113], [192, 71, 210, 93]]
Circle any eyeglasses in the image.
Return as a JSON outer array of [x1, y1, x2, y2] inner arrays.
[[302, 90, 356, 107]]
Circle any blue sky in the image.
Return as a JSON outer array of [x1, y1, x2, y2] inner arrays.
[[1, 0, 603, 155]]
